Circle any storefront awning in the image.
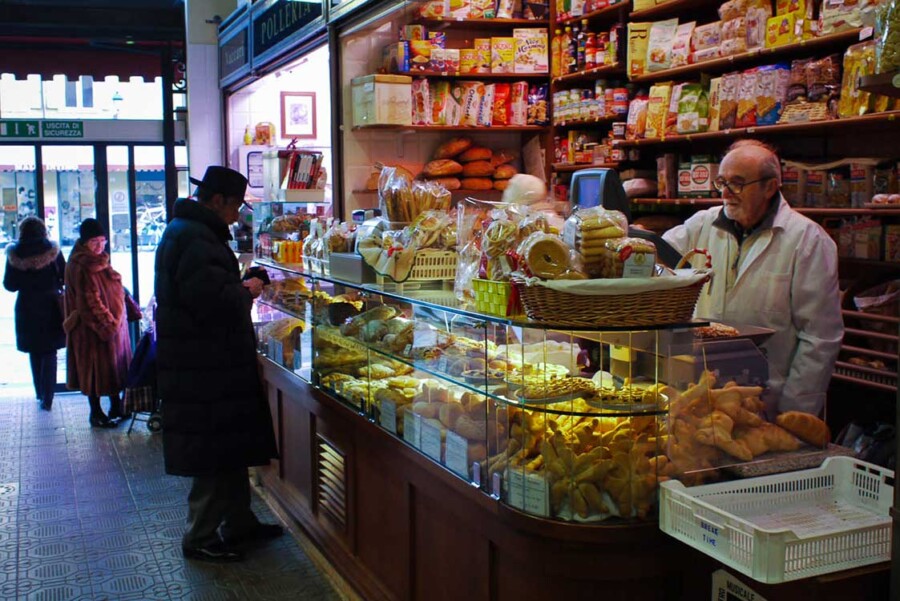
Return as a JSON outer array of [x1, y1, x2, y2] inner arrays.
[[0, 39, 173, 80]]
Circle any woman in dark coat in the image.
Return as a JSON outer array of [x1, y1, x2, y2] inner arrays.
[[64, 218, 141, 427], [3, 217, 65, 410]]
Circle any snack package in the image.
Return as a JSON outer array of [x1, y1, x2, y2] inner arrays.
[[781, 161, 805, 206], [497, 0, 515, 19], [455, 199, 524, 301], [562, 207, 629, 277], [379, 166, 415, 224], [510, 81, 529, 125], [707, 77, 723, 131], [776, 0, 805, 16], [665, 83, 685, 135], [492, 37, 516, 73], [735, 69, 759, 127], [718, 0, 748, 21], [527, 84, 549, 125], [850, 162, 875, 208], [766, 13, 796, 48], [692, 21, 722, 53], [717, 72, 741, 129], [756, 64, 791, 125], [720, 17, 748, 56], [746, 4, 772, 49], [460, 49, 478, 74], [628, 22, 652, 77], [479, 84, 496, 126], [474, 38, 492, 73], [820, 0, 872, 35], [323, 221, 353, 257], [645, 83, 672, 139], [671, 22, 696, 68], [446, 83, 465, 126], [444, 49, 460, 73], [412, 78, 432, 125], [595, 237, 658, 278], [482, 214, 518, 280], [460, 81, 486, 127], [470, 0, 496, 18], [805, 169, 826, 207], [494, 83, 511, 125], [514, 28, 549, 74], [838, 42, 876, 118], [676, 83, 709, 134], [406, 210, 453, 249], [431, 80, 451, 124], [518, 231, 574, 279], [646, 19, 679, 72], [626, 96, 650, 140], [787, 58, 811, 103], [826, 167, 851, 208], [876, 0, 900, 74], [410, 180, 453, 218], [410, 39, 432, 71], [806, 54, 842, 108]]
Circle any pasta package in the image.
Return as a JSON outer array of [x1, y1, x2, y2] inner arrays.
[[493, 83, 511, 125], [718, 72, 741, 129], [626, 96, 649, 140], [628, 22, 652, 77], [412, 78, 432, 125], [675, 83, 709, 134], [671, 22, 696, 67], [735, 69, 758, 127], [460, 81, 486, 127], [479, 84, 495, 126], [510, 81, 529, 125], [665, 83, 685, 134], [707, 77, 723, 131], [839, 42, 877, 118], [756, 64, 791, 125], [691, 21, 722, 53], [646, 19, 678, 72], [645, 83, 672, 139], [720, 17, 748, 56]]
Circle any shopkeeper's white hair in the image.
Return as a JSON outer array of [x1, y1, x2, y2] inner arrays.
[[726, 139, 782, 187]]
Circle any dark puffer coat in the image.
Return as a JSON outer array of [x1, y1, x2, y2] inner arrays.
[[64, 242, 136, 397], [155, 199, 277, 477], [3, 239, 65, 353]]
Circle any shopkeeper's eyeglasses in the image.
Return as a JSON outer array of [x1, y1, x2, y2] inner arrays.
[[713, 177, 773, 195]]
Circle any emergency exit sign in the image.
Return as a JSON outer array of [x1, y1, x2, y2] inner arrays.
[[42, 121, 83, 138], [0, 120, 39, 138]]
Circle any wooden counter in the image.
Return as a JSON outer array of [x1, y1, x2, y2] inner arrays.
[[256, 359, 890, 601]]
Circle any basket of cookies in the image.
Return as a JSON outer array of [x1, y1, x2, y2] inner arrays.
[[510, 207, 711, 327]]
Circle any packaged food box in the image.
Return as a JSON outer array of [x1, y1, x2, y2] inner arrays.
[[383, 42, 410, 73], [707, 77, 722, 131], [776, 0, 805, 16], [850, 162, 874, 208], [885, 225, 900, 262], [513, 29, 549, 74], [460, 49, 478, 73], [444, 49, 460, 73], [628, 22, 651, 77], [491, 37, 516, 73], [805, 170, 825, 207], [474, 38, 492, 73], [402, 25, 426, 41], [351, 74, 413, 127], [657, 153, 678, 199], [410, 39, 433, 71], [690, 156, 719, 198], [781, 162, 804, 206], [444, 0, 471, 19], [766, 13, 796, 48], [645, 84, 672, 139], [677, 162, 693, 197], [851, 219, 882, 259]]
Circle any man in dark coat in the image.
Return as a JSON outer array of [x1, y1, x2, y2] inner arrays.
[[155, 166, 281, 563]]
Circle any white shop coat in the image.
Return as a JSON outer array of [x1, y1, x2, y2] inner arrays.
[[663, 196, 843, 416]]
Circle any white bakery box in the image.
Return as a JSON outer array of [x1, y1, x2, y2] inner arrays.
[[351, 74, 412, 127]]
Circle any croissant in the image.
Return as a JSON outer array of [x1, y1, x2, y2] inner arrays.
[[694, 411, 753, 462], [776, 411, 831, 447]]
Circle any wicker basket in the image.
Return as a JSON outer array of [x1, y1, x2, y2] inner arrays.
[[512, 277, 707, 327]]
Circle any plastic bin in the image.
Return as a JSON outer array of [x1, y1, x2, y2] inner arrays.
[[473, 278, 517, 317], [659, 456, 892, 584]]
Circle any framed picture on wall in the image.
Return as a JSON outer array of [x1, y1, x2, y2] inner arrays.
[[281, 91, 316, 139]]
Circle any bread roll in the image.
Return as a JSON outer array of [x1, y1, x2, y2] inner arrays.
[[426, 177, 461, 190], [775, 411, 831, 447], [460, 177, 494, 190], [462, 160, 494, 177], [493, 179, 510, 191], [434, 137, 473, 159], [493, 163, 518, 179], [490, 149, 519, 167], [458, 146, 492, 162], [424, 159, 463, 177]]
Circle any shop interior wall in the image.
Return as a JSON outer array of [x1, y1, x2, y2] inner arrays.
[[227, 44, 333, 206]]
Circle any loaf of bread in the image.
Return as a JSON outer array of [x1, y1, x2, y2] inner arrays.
[[460, 177, 493, 190], [493, 179, 510, 191], [490, 149, 519, 167], [457, 146, 492, 162], [493, 163, 517, 179], [521, 233, 571, 279], [776, 411, 831, 447], [462, 160, 494, 177], [434, 137, 473, 159], [424, 159, 463, 177], [426, 177, 461, 191]]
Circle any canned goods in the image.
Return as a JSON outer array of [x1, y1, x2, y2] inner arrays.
[[611, 121, 627, 139], [610, 148, 625, 162]]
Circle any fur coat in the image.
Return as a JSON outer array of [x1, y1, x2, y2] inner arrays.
[[3, 239, 65, 353], [64, 241, 137, 397]]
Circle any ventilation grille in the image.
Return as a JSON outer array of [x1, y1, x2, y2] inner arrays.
[[316, 435, 347, 531]]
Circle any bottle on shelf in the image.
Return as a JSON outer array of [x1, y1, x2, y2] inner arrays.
[[563, 26, 576, 75], [551, 28, 563, 78], [585, 29, 597, 71], [598, 32, 610, 67], [577, 20, 590, 72], [243, 125, 253, 145]]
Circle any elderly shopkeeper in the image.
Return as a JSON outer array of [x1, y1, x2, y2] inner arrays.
[[662, 140, 843, 417]]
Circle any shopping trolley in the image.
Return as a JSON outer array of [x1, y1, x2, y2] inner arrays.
[[124, 327, 162, 434]]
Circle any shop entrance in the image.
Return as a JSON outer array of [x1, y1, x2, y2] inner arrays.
[[1, 143, 187, 393]]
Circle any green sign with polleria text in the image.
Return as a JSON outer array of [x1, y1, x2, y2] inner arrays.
[[42, 121, 84, 138]]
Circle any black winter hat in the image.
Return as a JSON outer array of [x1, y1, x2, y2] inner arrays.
[[78, 218, 106, 242], [18, 216, 47, 241], [190, 166, 248, 204]]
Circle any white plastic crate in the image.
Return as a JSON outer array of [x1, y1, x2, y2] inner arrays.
[[659, 457, 893, 584], [408, 251, 457, 282]]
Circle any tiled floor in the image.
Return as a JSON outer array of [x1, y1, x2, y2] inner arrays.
[[0, 390, 351, 601]]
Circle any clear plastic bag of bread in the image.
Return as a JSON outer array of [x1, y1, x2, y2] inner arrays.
[[516, 209, 550, 243], [378, 166, 414, 225], [405, 209, 452, 250], [562, 206, 629, 248], [595, 237, 658, 279], [517, 231, 588, 280], [481, 211, 520, 281], [322, 221, 353, 257], [454, 197, 525, 301], [410, 179, 453, 219]]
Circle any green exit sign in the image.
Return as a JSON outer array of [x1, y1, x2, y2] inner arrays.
[[0, 120, 39, 138], [42, 121, 83, 138]]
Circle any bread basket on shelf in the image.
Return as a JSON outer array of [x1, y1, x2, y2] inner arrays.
[[512, 250, 712, 328]]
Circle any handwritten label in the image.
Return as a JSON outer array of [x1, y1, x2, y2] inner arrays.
[[700, 518, 720, 549], [445, 430, 469, 479], [420, 419, 442, 462], [505, 469, 550, 516], [711, 569, 767, 601], [380, 400, 397, 434], [403, 410, 420, 448]]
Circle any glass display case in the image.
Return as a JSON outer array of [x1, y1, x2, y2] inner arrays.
[[252, 258, 832, 526]]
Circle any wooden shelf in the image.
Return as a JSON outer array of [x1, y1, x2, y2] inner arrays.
[[837, 257, 900, 269], [611, 110, 900, 147], [553, 162, 620, 172], [842, 309, 900, 325], [631, 197, 721, 206], [630, 0, 717, 20], [553, 63, 624, 85], [558, 0, 631, 25], [351, 124, 547, 132], [417, 17, 549, 29], [553, 115, 623, 128], [397, 70, 548, 79], [351, 188, 505, 198], [796, 207, 900, 216], [831, 370, 897, 393], [858, 71, 900, 99], [628, 29, 861, 84]]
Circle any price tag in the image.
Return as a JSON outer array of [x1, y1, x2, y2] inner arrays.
[[622, 251, 654, 278], [380, 400, 397, 434], [860, 26, 873, 40], [444, 430, 469, 479], [505, 469, 550, 516], [403, 410, 420, 448], [505, 468, 526, 510], [420, 419, 442, 462]]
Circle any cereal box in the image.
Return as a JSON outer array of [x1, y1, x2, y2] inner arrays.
[[409, 39, 433, 71], [491, 37, 516, 73], [645, 83, 671, 139], [885, 225, 900, 262], [460, 49, 478, 74], [513, 29, 549, 74], [474, 39, 492, 73], [766, 13, 796, 48], [383, 42, 410, 73]]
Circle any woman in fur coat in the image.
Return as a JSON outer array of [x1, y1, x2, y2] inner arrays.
[[64, 218, 141, 427], [3, 217, 65, 410]]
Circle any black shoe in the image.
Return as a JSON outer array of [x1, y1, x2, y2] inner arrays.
[[222, 523, 284, 546], [39, 401, 52, 411], [182, 541, 244, 563], [89, 414, 116, 429]]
